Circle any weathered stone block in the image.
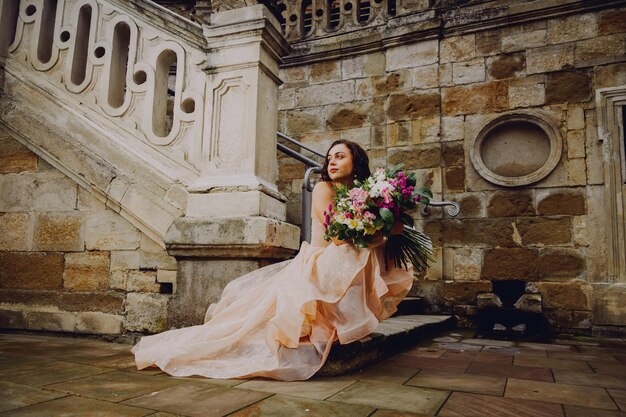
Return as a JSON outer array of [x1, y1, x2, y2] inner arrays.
[[514, 294, 542, 313], [0, 252, 64, 290], [387, 122, 411, 147], [63, 251, 110, 292], [85, 210, 141, 251], [284, 107, 326, 135], [0, 212, 31, 251], [508, 80, 545, 108], [32, 174, 78, 212], [278, 87, 295, 111], [575, 35, 626, 67], [309, 60, 340, 84], [59, 292, 125, 313], [441, 116, 464, 142], [444, 167, 465, 192], [444, 280, 491, 304], [388, 144, 441, 169], [593, 283, 626, 325], [0, 173, 36, 211], [502, 30, 546, 53], [441, 35, 475, 64], [139, 236, 177, 270], [75, 312, 123, 334], [449, 193, 484, 219], [546, 13, 597, 44], [342, 52, 386, 78], [526, 44, 575, 75], [482, 248, 539, 281], [545, 70, 592, 104], [598, 8, 626, 35], [487, 53, 525, 80], [567, 158, 587, 186], [567, 105, 585, 130], [0, 309, 28, 329], [0, 137, 38, 174], [453, 247, 482, 281], [110, 250, 140, 270], [452, 58, 486, 85], [386, 39, 438, 71], [27, 311, 76, 332], [477, 293, 503, 310], [442, 81, 508, 115], [411, 115, 440, 144], [126, 270, 160, 293], [327, 101, 374, 130], [572, 215, 589, 247], [487, 190, 534, 217], [387, 92, 440, 121], [595, 63, 626, 88], [77, 188, 106, 211], [476, 31, 501, 56], [295, 80, 354, 107], [545, 310, 592, 331], [412, 64, 439, 89], [34, 212, 84, 252], [462, 219, 516, 247], [278, 161, 305, 180], [538, 248, 585, 279], [515, 217, 571, 246], [157, 269, 177, 293], [125, 292, 168, 333], [534, 281, 591, 310], [442, 142, 464, 167], [537, 190, 586, 215], [357, 72, 409, 99]]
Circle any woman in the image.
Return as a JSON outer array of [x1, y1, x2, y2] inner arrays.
[[132, 140, 414, 381]]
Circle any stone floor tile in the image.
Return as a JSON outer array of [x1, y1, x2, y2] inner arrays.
[[518, 342, 577, 351], [588, 362, 626, 376], [370, 410, 433, 417], [0, 353, 49, 371], [554, 369, 626, 390], [0, 395, 153, 417], [514, 348, 549, 358], [229, 393, 374, 417], [438, 392, 564, 417], [505, 378, 618, 410], [122, 383, 271, 416], [435, 342, 483, 352], [441, 350, 513, 365], [465, 361, 554, 382], [481, 346, 521, 355], [343, 363, 418, 384], [405, 370, 506, 396], [547, 351, 620, 362], [402, 347, 446, 358], [43, 370, 185, 402], [461, 338, 517, 347], [236, 377, 356, 400], [55, 349, 134, 365], [1, 361, 115, 386], [170, 374, 247, 387], [609, 389, 626, 411], [579, 346, 626, 355], [513, 356, 593, 372], [433, 336, 461, 343], [391, 355, 471, 373], [563, 404, 626, 417], [326, 380, 449, 415], [0, 380, 67, 413]]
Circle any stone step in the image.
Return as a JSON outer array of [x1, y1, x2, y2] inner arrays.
[[393, 296, 426, 317], [318, 314, 455, 376]]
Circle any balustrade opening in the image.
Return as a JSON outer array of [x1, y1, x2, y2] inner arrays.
[[358, 0, 371, 22], [387, 0, 395, 16], [70, 4, 92, 85], [152, 49, 177, 138], [38, 0, 58, 64], [107, 22, 130, 108], [328, 0, 340, 29], [0, 0, 20, 58], [302, 0, 312, 34]]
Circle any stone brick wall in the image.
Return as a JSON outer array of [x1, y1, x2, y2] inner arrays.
[[276, 2, 626, 334], [0, 133, 176, 336]]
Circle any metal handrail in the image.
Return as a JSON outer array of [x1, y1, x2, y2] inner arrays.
[[276, 132, 460, 243]]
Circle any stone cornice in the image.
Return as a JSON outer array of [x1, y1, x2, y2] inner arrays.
[[282, 0, 626, 66]]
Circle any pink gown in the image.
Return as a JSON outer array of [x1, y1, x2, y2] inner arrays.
[[131, 218, 414, 381]]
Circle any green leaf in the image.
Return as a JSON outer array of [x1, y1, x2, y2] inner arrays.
[[413, 186, 433, 198], [379, 207, 394, 223]]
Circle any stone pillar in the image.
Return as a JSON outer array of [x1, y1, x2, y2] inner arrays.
[[164, 5, 300, 328]]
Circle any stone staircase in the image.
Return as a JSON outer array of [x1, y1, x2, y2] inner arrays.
[[319, 298, 454, 375]]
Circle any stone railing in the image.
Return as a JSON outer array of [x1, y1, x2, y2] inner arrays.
[[277, 0, 395, 40]]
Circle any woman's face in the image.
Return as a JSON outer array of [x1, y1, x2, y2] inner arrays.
[[326, 143, 354, 184]]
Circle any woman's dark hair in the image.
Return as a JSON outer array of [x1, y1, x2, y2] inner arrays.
[[320, 139, 371, 182]]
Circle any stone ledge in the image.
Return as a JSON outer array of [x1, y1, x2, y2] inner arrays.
[[318, 314, 454, 376]]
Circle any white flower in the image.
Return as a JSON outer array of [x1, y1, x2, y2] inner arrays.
[[369, 181, 395, 198]]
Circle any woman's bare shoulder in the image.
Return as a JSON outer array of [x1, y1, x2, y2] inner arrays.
[[312, 181, 333, 195]]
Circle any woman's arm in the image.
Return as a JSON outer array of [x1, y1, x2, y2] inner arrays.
[[312, 182, 349, 246]]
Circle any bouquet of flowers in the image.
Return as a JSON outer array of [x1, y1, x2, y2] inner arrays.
[[323, 163, 434, 271]]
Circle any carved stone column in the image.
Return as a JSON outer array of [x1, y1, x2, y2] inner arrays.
[[165, 5, 300, 328]]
